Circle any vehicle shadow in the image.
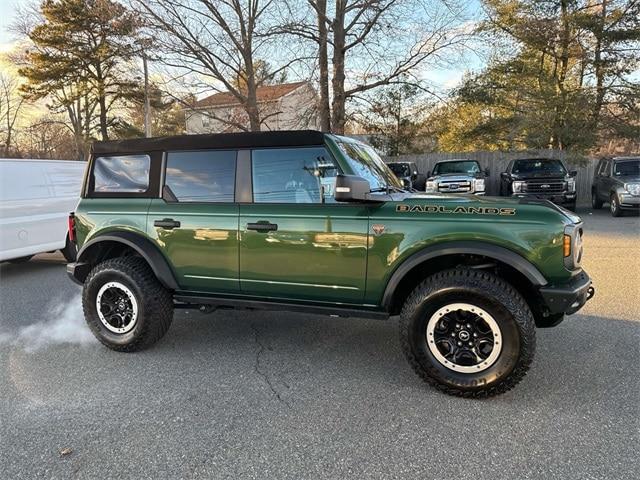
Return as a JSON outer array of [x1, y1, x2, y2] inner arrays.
[[154, 309, 638, 403], [0, 254, 66, 279]]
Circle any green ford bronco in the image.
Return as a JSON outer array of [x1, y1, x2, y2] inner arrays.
[[67, 131, 594, 397]]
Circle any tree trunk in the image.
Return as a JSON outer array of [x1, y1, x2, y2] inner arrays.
[[331, 1, 346, 134], [550, 0, 571, 150], [592, 0, 607, 130], [316, 0, 331, 131], [243, 54, 261, 131], [95, 62, 109, 141], [4, 112, 10, 155]]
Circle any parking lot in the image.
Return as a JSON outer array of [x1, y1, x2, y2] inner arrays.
[[0, 208, 638, 479]]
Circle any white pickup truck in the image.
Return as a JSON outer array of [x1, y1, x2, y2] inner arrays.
[[0, 158, 86, 263]]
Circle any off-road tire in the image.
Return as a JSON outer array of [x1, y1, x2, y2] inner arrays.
[[610, 193, 623, 217], [61, 235, 77, 262], [82, 257, 173, 352], [591, 189, 603, 209], [399, 268, 536, 398]]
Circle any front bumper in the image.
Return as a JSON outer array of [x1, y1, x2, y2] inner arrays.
[[539, 271, 594, 316], [618, 193, 640, 209], [514, 192, 576, 206]]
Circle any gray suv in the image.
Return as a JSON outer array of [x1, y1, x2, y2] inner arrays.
[[591, 156, 640, 216]]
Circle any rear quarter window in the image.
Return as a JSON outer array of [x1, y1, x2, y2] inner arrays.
[[93, 155, 150, 193]]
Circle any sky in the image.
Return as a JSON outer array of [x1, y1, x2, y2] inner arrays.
[[0, 0, 484, 92], [0, 1, 19, 47]]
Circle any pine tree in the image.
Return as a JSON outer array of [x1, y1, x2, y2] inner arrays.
[[20, 0, 138, 147]]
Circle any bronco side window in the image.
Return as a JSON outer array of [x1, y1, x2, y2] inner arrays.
[[93, 154, 151, 193], [165, 150, 236, 202], [251, 147, 339, 204]]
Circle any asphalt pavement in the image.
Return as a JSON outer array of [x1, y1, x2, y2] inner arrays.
[[0, 208, 638, 479]]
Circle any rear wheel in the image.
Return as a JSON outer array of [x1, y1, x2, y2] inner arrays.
[[610, 193, 623, 217], [399, 269, 535, 397], [591, 189, 603, 209], [82, 257, 173, 352]]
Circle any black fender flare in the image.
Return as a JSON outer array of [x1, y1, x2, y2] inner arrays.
[[381, 241, 548, 310], [77, 231, 179, 290]]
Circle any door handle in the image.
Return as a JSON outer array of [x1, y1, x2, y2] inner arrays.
[[247, 222, 278, 232], [154, 218, 181, 229]]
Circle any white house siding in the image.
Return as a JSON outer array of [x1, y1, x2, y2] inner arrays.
[[186, 83, 319, 134]]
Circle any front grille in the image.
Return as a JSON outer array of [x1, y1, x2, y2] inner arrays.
[[438, 180, 472, 193], [523, 180, 565, 193]]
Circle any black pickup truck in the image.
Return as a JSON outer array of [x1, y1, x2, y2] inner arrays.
[[500, 158, 577, 210]]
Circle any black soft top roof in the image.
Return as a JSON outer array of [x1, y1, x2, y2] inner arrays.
[[91, 130, 326, 155]]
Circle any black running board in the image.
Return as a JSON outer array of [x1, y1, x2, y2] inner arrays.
[[173, 294, 389, 320]]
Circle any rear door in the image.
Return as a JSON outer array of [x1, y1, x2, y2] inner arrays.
[[147, 149, 239, 293], [239, 146, 369, 304]]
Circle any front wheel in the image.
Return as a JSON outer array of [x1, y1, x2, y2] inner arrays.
[[399, 269, 536, 397], [610, 193, 623, 217], [82, 257, 173, 352]]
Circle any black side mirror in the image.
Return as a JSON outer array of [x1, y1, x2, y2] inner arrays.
[[426, 170, 431, 177], [500, 172, 509, 179], [334, 174, 371, 202], [570, 170, 577, 177]]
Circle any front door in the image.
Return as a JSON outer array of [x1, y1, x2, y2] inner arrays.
[[239, 147, 369, 304], [147, 149, 239, 293]]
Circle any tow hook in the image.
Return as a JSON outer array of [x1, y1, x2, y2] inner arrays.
[[587, 285, 595, 301]]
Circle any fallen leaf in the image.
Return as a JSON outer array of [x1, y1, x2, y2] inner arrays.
[[59, 447, 73, 457]]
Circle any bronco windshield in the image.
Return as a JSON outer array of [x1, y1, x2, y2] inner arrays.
[[613, 159, 640, 176], [512, 159, 566, 175], [337, 141, 402, 191], [433, 160, 481, 175]]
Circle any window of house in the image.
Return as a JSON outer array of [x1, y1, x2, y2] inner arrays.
[[165, 150, 236, 202], [252, 147, 339, 203], [93, 154, 150, 193]]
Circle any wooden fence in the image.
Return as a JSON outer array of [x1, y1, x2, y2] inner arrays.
[[384, 151, 598, 205]]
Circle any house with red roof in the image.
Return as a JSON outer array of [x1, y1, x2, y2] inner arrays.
[[185, 81, 319, 133]]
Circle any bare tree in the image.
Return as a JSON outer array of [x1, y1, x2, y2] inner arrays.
[[19, 116, 78, 160], [280, 0, 469, 133], [0, 72, 27, 157], [136, 0, 300, 132]]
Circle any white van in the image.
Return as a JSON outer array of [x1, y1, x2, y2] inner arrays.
[[0, 159, 86, 263]]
